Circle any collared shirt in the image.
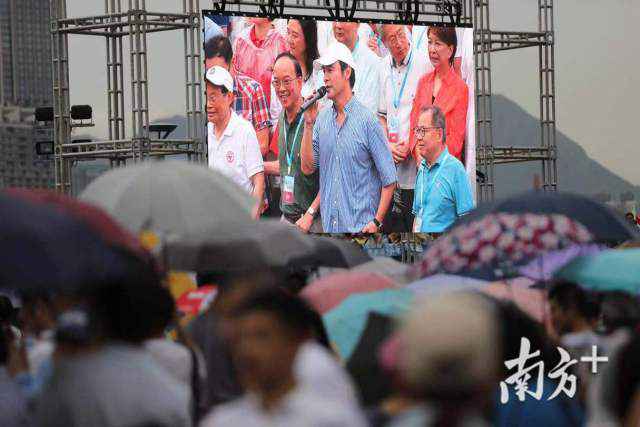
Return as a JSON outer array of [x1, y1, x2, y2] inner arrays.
[[378, 33, 432, 189], [232, 25, 288, 109], [351, 38, 383, 115], [312, 97, 397, 233], [410, 68, 469, 160], [412, 147, 474, 232], [208, 111, 264, 194], [200, 384, 367, 427], [233, 74, 272, 132], [277, 111, 320, 217]]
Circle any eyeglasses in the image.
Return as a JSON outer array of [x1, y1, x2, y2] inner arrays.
[[385, 29, 406, 46], [272, 77, 297, 89], [206, 92, 227, 103], [413, 126, 442, 138]]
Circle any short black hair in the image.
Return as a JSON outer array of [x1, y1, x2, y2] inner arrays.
[[0, 295, 16, 323], [338, 61, 356, 89], [204, 35, 233, 64], [609, 333, 640, 421], [274, 52, 303, 78], [549, 281, 598, 320], [233, 288, 319, 340], [0, 327, 8, 365]]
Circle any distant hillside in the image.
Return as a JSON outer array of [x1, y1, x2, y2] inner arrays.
[[491, 95, 639, 198]]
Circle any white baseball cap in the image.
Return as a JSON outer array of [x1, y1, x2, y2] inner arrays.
[[205, 66, 234, 92], [313, 41, 357, 72]]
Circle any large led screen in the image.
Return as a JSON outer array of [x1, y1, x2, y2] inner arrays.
[[202, 13, 475, 235]]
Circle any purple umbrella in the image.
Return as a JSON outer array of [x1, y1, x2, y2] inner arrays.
[[518, 244, 605, 281]]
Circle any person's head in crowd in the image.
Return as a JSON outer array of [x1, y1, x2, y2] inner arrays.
[[600, 291, 640, 334], [19, 293, 55, 337], [315, 42, 356, 104], [379, 24, 410, 64], [205, 66, 234, 126], [607, 333, 640, 425], [204, 35, 233, 71], [247, 17, 271, 27], [0, 295, 17, 328], [286, 19, 319, 79], [0, 326, 9, 367], [87, 250, 166, 344], [272, 52, 303, 115], [400, 292, 502, 407], [415, 105, 447, 162], [427, 26, 457, 70], [625, 212, 636, 226], [230, 288, 318, 399], [548, 281, 598, 336], [332, 21, 359, 51]]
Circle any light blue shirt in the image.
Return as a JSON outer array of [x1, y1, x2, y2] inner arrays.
[[313, 97, 397, 233], [412, 147, 474, 232], [351, 38, 382, 115]]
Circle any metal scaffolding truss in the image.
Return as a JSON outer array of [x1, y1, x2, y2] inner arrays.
[[49, 0, 205, 194], [474, 0, 557, 201]]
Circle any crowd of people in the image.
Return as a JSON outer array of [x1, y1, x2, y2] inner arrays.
[[203, 16, 476, 234], [2, 188, 640, 427]]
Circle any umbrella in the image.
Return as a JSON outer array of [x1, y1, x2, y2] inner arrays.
[[323, 288, 414, 360], [416, 213, 593, 281], [0, 193, 145, 293], [352, 257, 412, 284], [164, 219, 318, 272], [456, 190, 638, 244], [480, 278, 546, 323], [79, 160, 255, 237], [311, 237, 372, 268], [517, 243, 605, 282], [301, 271, 397, 314], [554, 248, 640, 293], [346, 313, 396, 406], [407, 274, 488, 295], [175, 285, 218, 316]]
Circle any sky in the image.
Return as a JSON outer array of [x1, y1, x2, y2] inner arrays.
[[66, 0, 640, 186]]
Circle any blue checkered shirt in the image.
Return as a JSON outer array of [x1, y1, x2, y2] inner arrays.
[[312, 97, 397, 232]]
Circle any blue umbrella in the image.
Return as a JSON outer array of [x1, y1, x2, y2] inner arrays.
[[456, 191, 638, 244], [554, 249, 640, 293], [0, 193, 139, 293], [323, 288, 414, 360]]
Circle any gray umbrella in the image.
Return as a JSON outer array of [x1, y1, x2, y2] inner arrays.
[[79, 160, 255, 237], [164, 219, 319, 272]]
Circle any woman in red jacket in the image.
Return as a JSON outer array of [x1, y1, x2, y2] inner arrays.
[[409, 27, 469, 162]]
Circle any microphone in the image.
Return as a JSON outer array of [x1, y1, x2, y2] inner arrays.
[[300, 86, 327, 113]]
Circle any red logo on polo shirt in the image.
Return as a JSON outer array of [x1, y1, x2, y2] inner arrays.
[[226, 151, 235, 163]]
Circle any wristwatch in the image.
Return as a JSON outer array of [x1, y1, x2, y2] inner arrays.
[[372, 218, 382, 229], [307, 207, 317, 218]]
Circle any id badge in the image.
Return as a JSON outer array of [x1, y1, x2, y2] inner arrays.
[[413, 211, 423, 233], [388, 115, 400, 144], [282, 175, 295, 205]]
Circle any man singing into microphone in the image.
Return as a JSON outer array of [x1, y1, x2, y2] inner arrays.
[[300, 42, 396, 233]]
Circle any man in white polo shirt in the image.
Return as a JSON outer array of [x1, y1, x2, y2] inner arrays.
[[206, 66, 265, 219]]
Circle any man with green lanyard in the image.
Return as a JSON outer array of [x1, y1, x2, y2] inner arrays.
[[378, 24, 431, 232], [264, 52, 322, 233], [412, 105, 474, 233]]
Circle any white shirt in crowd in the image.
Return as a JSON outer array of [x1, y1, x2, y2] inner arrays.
[[144, 338, 193, 389], [351, 37, 383, 115], [378, 26, 432, 190], [200, 384, 367, 427], [207, 112, 264, 194], [294, 341, 359, 407]]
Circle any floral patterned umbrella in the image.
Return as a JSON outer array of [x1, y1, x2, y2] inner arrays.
[[415, 213, 593, 281]]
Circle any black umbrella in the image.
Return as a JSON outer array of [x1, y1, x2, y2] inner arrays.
[[346, 312, 396, 407], [311, 236, 372, 269], [457, 191, 638, 244], [0, 193, 147, 294]]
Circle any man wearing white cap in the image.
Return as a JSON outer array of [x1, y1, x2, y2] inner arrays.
[[205, 66, 265, 220], [300, 42, 397, 233]]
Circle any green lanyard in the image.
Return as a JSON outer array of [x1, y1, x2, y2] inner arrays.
[[416, 152, 450, 213], [283, 116, 304, 176]]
